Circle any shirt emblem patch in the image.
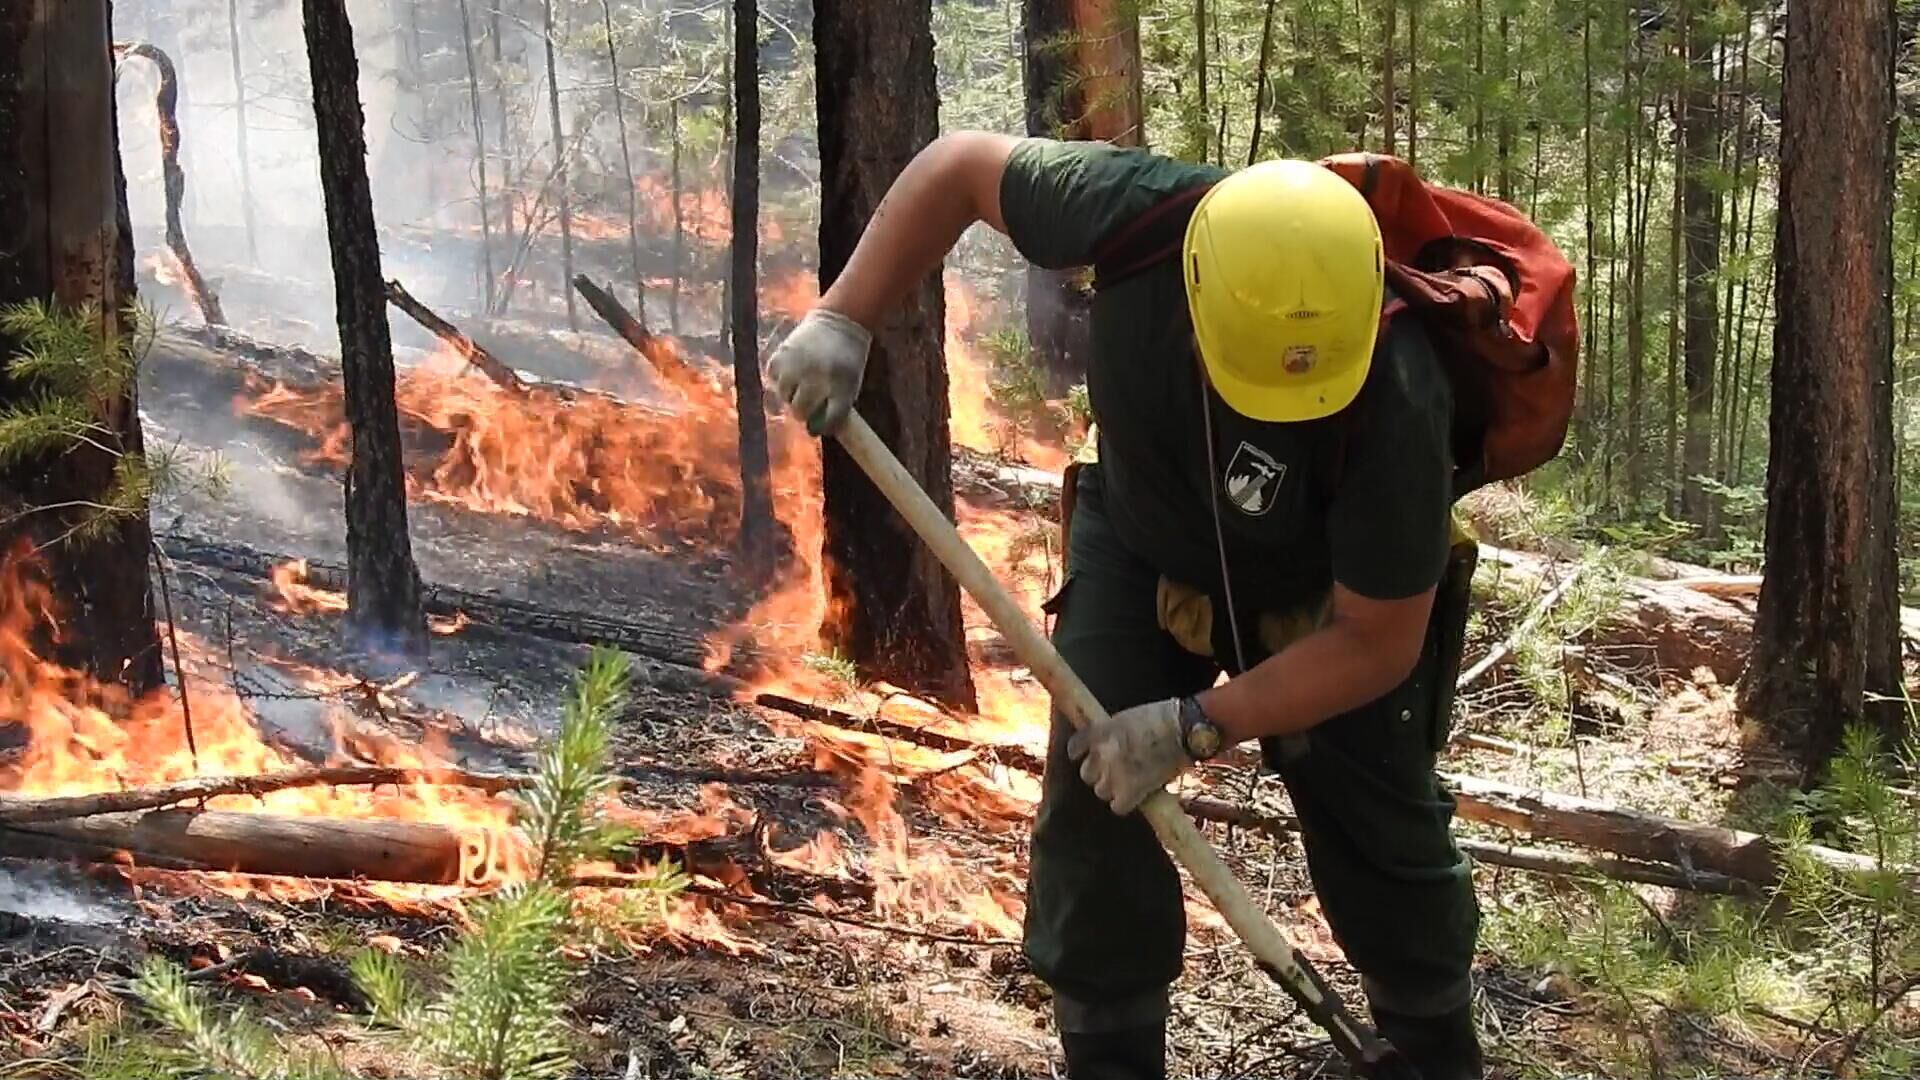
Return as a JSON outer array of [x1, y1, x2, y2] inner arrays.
[[1223, 441, 1286, 517]]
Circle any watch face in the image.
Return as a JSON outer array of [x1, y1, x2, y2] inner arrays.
[[1186, 723, 1222, 760]]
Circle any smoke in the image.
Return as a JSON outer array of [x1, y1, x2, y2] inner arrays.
[[0, 866, 125, 926]]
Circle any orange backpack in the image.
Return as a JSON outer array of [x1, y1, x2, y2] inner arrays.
[[1090, 152, 1580, 493]]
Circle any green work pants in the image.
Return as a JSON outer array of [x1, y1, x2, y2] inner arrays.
[[1024, 463, 1480, 1032]]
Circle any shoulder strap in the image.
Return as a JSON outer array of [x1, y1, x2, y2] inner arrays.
[[1089, 184, 1215, 291]]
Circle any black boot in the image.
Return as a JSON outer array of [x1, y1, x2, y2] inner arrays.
[[1372, 1005, 1485, 1080], [1059, 1025, 1167, 1080]]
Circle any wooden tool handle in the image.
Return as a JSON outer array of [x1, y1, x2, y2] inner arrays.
[[833, 412, 1408, 1076]]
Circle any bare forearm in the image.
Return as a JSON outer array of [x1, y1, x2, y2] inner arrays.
[[1196, 622, 1418, 743], [818, 133, 1015, 328]]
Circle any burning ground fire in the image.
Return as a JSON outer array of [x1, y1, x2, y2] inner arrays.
[[2, 276, 1079, 952]]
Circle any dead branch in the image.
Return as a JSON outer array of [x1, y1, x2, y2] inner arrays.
[[1456, 563, 1586, 690], [384, 278, 529, 393], [113, 42, 227, 327], [1180, 794, 1757, 895], [0, 765, 525, 824], [570, 273, 718, 400], [682, 882, 1018, 948], [1439, 771, 1901, 887], [753, 692, 1048, 776]]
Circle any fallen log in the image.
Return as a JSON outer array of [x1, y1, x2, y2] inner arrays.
[[384, 278, 530, 393], [113, 43, 226, 327], [1180, 795, 1756, 895], [2, 810, 481, 884], [0, 765, 522, 824], [753, 692, 1048, 776], [1439, 771, 1897, 887], [952, 447, 1064, 518]]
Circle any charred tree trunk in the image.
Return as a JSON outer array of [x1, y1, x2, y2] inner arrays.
[[602, 0, 644, 313], [540, 0, 577, 331], [114, 44, 226, 327], [731, 0, 775, 573], [1021, 0, 1142, 395], [815, 0, 978, 711], [0, 0, 162, 694], [225, 0, 257, 265], [1680, 11, 1722, 523], [1745, 0, 1900, 784], [300, 0, 428, 656], [457, 0, 496, 313]]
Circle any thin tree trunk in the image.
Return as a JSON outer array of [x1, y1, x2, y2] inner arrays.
[[815, 0, 977, 711], [114, 44, 226, 327], [731, 0, 774, 573], [225, 0, 257, 265], [1680, 7, 1721, 523], [457, 0, 496, 314], [1667, 98, 1685, 510], [1497, 7, 1513, 202], [1248, 0, 1279, 166], [1603, 151, 1620, 500], [669, 97, 684, 335], [1715, 5, 1754, 483], [539, 0, 577, 331], [1473, 0, 1486, 192], [1381, 0, 1396, 156], [1744, 0, 1899, 782], [1580, 0, 1596, 456], [1734, 260, 1771, 486], [1195, 0, 1208, 122], [300, 0, 427, 655], [601, 0, 645, 314], [1407, 0, 1419, 168], [0, 0, 163, 694], [1623, 34, 1645, 509]]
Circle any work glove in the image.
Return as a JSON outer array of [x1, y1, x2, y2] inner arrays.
[[1066, 697, 1190, 816], [766, 308, 871, 436]]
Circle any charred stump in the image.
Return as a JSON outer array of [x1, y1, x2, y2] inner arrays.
[[731, 0, 777, 576], [300, 0, 428, 656], [112, 42, 226, 327], [815, 0, 977, 711], [0, 0, 162, 694]]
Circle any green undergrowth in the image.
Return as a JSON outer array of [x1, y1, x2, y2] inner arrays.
[[77, 648, 687, 1080], [1482, 724, 1920, 1079]]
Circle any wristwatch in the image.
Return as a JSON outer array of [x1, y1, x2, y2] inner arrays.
[[1177, 695, 1225, 762]]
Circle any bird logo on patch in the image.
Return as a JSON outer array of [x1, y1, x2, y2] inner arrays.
[[1223, 441, 1286, 517]]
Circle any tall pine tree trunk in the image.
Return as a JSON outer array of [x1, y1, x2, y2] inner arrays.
[[1496, 5, 1513, 202], [1579, 0, 1596, 456], [1666, 98, 1685, 510], [603, 0, 644, 314], [301, 0, 428, 656], [540, 0, 577, 331], [0, 0, 162, 694], [1472, 0, 1486, 191], [1680, 9, 1721, 523], [670, 98, 684, 335], [1021, 0, 1141, 393], [731, 0, 775, 573], [457, 0, 496, 313], [1407, 0, 1419, 168], [1622, 23, 1644, 506], [225, 0, 257, 265], [815, 0, 976, 711], [1745, 0, 1899, 783], [1247, 0, 1278, 165]]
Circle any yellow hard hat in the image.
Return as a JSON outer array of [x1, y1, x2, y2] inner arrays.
[[1183, 159, 1386, 422]]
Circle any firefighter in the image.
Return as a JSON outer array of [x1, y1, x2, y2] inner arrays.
[[767, 132, 1483, 1080]]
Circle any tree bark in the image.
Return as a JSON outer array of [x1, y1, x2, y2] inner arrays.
[[1680, 8, 1722, 523], [301, 0, 428, 656], [1247, 0, 1278, 166], [731, 0, 776, 574], [457, 0, 496, 313], [539, 0, 578, 331], [0, 0, 162, 694], [1744, 0, 1900, 784], [816, 0, 977, 711], [225, 0, 258, 265], [1020, 0, 1142, 393]]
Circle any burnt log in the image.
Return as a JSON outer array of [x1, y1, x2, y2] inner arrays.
[[1, 810, 482, 884], [753, 692, 1047, 776], [385, 277, 529, 394]]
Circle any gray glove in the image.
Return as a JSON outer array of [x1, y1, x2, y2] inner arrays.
[[767, 308, 871, 436], [1066, 697, 1191, 815]]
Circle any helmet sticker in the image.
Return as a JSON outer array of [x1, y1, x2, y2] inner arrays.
[[1223, 441, 1286, 517], [1283, 345, 1317, 374]]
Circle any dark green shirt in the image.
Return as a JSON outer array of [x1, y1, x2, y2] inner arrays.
[[999, 138, 1454, 605]]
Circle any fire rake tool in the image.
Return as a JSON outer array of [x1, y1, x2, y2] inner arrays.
[[831, 411, 1417, 1079]]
